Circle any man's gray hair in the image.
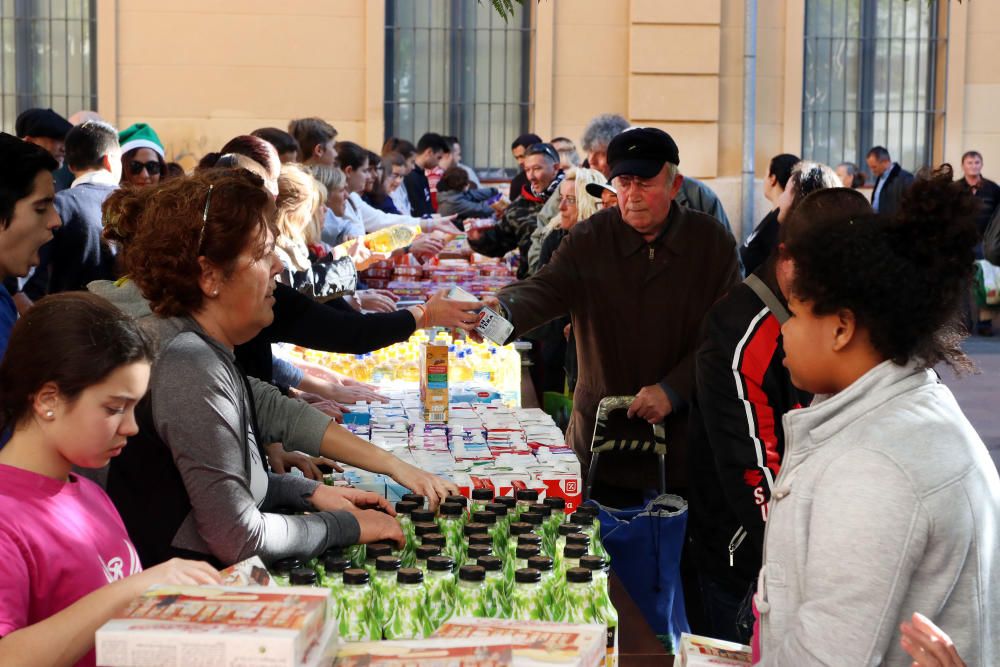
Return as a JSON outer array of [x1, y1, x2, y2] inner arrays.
[[582, 114, 630, 153]]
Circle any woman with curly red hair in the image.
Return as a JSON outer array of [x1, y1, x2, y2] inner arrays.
[[99, 169, 458, 568]]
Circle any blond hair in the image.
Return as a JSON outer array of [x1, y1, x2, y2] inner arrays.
[[564, 167, 607, 223], [275, 163, 322, 248], [308, 163, 347, 192]]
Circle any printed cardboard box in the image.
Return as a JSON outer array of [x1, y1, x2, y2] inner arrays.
[[95, 585, 331, 667]]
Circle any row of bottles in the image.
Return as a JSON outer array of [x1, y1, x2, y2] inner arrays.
[[286, 329, 522, 406], [268, 492, 616, 643]]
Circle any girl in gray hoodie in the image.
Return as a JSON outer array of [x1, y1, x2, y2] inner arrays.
[[754, 168, 1000, 666]]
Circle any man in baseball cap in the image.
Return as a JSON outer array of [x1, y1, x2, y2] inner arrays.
[[15, 108, 73, 167], [585, 181, 618, 210], [479, 124, 740, 502]]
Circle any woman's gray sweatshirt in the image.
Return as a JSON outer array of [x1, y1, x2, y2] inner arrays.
[[93, 279, 360, 565]]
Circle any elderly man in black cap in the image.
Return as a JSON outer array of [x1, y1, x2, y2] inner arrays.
[[482, 127, 739, 502], [15, 108, 73, 167]]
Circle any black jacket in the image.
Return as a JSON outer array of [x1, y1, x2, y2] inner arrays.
[[25, 182, 118, 297], [404, 166, 434, 217], [468, 172, 564, 279], [509, 170, 529, 205], [688, 260, 810, 588], [739, 208, 779, 276], [871, 163, 915, 218], [958, 177, 1000, 259], [436, 187, 500, 222], [234, 283, 416, 384], [986, 201, 1000, 266]]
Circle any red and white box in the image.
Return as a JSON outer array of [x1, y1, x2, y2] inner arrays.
[[432, 617, 606, 667], [677, 633, 752, 666], [95, 585, 332, 667]]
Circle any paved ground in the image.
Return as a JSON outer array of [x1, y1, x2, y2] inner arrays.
[[938, 336, 1000, 470]]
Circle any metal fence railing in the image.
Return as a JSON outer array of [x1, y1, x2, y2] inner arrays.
[[802, 0, 945, 180], [384, 0, 533, 178], [1, 0, 97, 135]]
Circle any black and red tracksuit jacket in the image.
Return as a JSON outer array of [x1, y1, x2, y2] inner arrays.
[[687, 261, 810, 590]]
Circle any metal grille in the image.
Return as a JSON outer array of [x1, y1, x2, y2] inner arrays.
[[384, 0, 533, 177], [1, 0, 97, 134], [802, 0, 945, 179]]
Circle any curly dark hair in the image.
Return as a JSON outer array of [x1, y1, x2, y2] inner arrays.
[[786, 165, 979, 372], [103, 169, 276, 317]]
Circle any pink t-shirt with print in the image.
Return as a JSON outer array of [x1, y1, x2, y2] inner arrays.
[[0, 463, 141, 667]]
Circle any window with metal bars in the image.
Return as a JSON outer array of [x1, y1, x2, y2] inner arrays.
[[384, 0, 533, 177], [802, 0, 946, 182], [1, 0, 97, 134]]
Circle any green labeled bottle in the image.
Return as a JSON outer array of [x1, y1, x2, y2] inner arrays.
[[338, 569, 380, 641], [570, 508, 608, 560], [346, 544, 367, 569], [477, 555, 508, 618], [420, 533, 447, 567], [269, 557, 302, 587], [472, 510, 501, 560], [493, 495, 516, 525], [560, 567, 597, 625], [542, 497, 567, 555], [371, 555, 402, 634], [402, 493, 426, 509], [424, 555, 457, 633], [470, 488, 494, 516], [580, 555, 618, 666], [363, 543, 392, 579], [465, 543, 493, 565], [384, 568, 429, 639], [507, 522, 535, 559], [527, 555, 557, 621], [289, 567, 318, 587], [460, 522, 489, 566], [413, 521, 439, 542], [451, 565, 488, 619], [519, 510, 545, 534], [485, 503, 511, 550], [321, 555, 350, 617], [556, 522, 588, 562], [512, 543, 540, 580], [513, 489, 539, 522], [395, 501, 419, 567], [412, 508, 436, 525], [414, 544, 442, 572], [444, 495, 469, 521], [437, 502, 466, 563], [556, 543, 588, 582], [509, 567, 546, 621]]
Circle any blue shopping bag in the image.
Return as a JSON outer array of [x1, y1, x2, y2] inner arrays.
[[588, 494, 690, 654]]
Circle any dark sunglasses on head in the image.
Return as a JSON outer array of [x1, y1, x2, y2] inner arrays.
[[129, 159, 162, 176]]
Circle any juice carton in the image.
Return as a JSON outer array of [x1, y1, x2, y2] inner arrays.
[[420, 343, 449, 423]]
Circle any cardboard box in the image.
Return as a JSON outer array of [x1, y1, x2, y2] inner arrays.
[[95, 585, 332, 667], [420, 343, 449, 423], [677, 633, 752, 666], [335, 639, 514, 666], [433, 618, 606, 667]]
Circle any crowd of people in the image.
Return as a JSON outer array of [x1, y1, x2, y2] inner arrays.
[[1, 105, 998, 666]]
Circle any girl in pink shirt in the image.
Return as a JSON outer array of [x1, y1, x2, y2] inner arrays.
[[0, 293, 220, 667]]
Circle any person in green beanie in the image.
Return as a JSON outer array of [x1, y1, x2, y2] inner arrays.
[[119, 123, 166, 189]]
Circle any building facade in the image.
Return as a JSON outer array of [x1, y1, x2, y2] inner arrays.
[[1, 0, 995, 238]]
